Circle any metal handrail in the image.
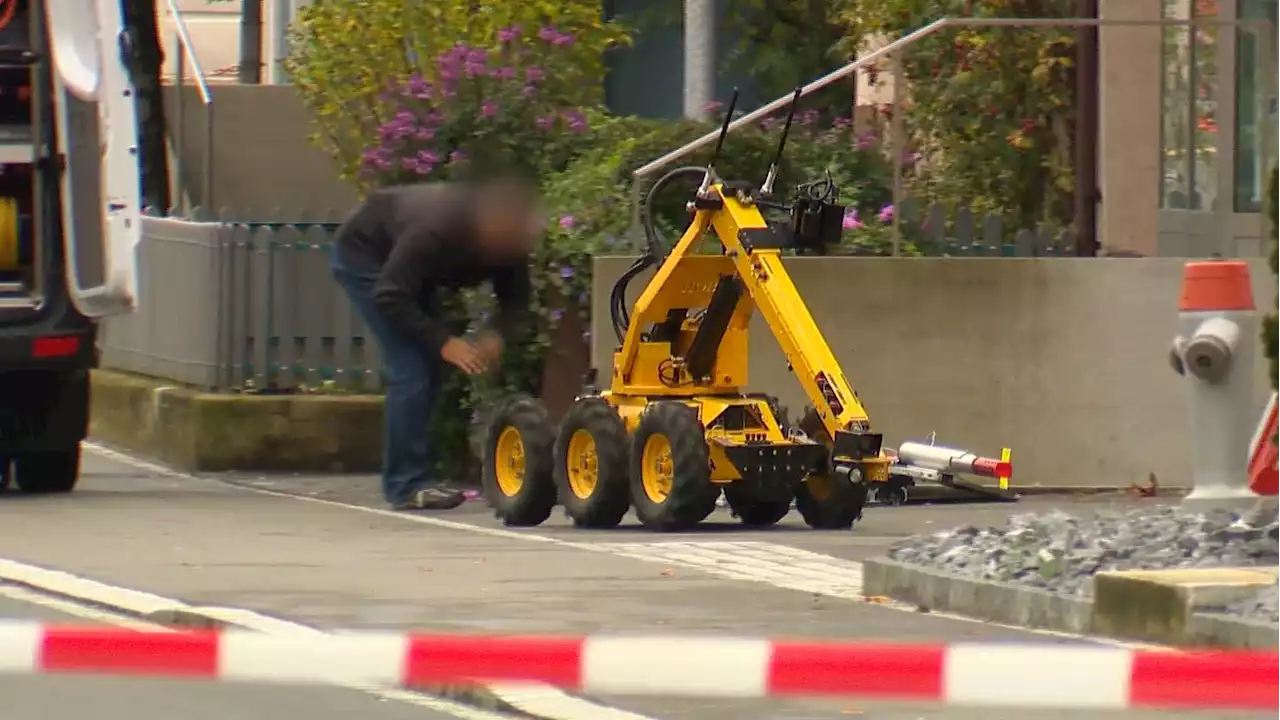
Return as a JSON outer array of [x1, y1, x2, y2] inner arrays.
[[163, 0, 216, 214], [631, 17, 952, 180], [632, 15, 1274, 180]]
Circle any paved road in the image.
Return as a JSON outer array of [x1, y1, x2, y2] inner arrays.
[[0, 447, 1265, 720], [0, 585, 513, 720]]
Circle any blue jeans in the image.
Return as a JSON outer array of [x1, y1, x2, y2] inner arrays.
[[331, 245, 442, 505]]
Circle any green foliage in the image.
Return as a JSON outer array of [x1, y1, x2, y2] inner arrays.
[[829, 0, 1078, 230], [1265, 164, 1278, 390], [285, 0, 629, 185]]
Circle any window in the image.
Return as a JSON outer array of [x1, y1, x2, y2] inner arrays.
[[1160, 0, 1221, 211], [1233, 0, 1278, 212]]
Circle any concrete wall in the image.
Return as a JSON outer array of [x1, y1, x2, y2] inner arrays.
[[591, 256, 1274, 489], [165, 84, 358, 217]]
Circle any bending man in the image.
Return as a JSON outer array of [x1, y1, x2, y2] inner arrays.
[[331, 179, 538, 510]]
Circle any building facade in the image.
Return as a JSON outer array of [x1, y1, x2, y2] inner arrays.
[[1103, 0, 1276, 257], [167, 0, 1276, 257]]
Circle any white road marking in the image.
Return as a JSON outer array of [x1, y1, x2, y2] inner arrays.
[[0, 584, 161, 631], [79, 442, 1171, 651], [602, 541, 865, 597]]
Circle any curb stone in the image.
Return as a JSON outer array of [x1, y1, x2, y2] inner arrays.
[[861, 558, 1280, 649], [861, 558, 1094, 635], [89, 369, 383, 473]]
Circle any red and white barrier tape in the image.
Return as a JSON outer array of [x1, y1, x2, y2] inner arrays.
[[0, 622, 1274, 711]]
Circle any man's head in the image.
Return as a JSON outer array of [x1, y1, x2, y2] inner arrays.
[[471, 177, 542, 261]]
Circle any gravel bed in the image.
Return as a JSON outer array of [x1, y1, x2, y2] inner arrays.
[[886, 503, 1279, 606]]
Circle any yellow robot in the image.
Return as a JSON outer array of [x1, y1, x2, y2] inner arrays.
[[483, 89, 897, 531]]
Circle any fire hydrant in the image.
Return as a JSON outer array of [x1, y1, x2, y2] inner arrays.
[[1169, 260, 1261, 510]]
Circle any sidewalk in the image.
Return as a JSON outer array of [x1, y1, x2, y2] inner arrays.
[[0, 451, 1225, 720]]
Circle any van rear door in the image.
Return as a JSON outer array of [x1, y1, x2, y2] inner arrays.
[[44, 0, 141, 318]]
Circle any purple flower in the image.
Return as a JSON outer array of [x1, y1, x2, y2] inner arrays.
[[490, 66, 517, 80], [552, 33, 574, 47], [902, 150, 921, 166], [448, 150, 469, 164], [535, 115, 556, 131], [703, 101, 723, 114], [560, 266, 575, 280], [832, 117, 851, 130], [405, 74, 432, 99], [537, 26, 559, 42], [558, 215, 576, 230], [855, 132, 875, 151], [563, 110, 587, 133], [417, 149, 439, 165], [413, 127, 435, 141], [497, 26, 520, 43], [550, 309, 565, 323], [798, 109, 820, 125], [877, 204, 895, 224], [842, 209, 863, 230], [525, 67, 544, 82], [523, 84, 537, 98], [481, 101, 499, 118]]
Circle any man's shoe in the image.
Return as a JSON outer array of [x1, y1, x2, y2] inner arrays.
[[394, 486, 465, 511]]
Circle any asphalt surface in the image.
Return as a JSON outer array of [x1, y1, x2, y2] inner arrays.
[[0, 587, 504, 720], [0, 448, 1267, 720]]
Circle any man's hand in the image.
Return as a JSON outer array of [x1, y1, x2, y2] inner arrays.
[[440, 337, 487, 375], [474, 331, 504, 368]]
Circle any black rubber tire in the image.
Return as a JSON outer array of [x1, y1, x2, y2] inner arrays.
[[793, 406, 868, 530], [723, 485, 792, 527], [628, 402, 718, 531], [13, 446, 81, 494], [554, 397, 631, 528], [795, 471, 868, 530], [482, 395, 556, 527], [874, 481, 909, 506]]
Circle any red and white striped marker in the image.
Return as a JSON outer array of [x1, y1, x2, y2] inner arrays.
[[1248, 392, 1278, 496], [0, 622, 1274, 711]]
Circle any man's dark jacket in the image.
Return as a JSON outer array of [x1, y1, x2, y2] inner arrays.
[[334, 183, 532, 356]]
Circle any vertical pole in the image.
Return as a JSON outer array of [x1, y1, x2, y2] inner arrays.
[[890, 50, 905, 257], [270, 0, 295, 83], [205, 103, 215, 212], [174, 34, 186, 214], [1074, 0, 1100, 256], [683, 0, 716, 120], [240, 0, 264, 84]]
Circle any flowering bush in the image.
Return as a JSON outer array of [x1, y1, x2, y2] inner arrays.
[[286, 0, 627, 183], [359, 29, 592, 188]]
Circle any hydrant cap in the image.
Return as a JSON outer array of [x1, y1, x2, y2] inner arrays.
[[1178, 260, 1255, 312]]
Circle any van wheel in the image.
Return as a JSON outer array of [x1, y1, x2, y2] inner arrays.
[[14, 446, 81, 494]]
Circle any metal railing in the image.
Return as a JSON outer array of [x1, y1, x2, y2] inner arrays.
[[632, 15, 1276, 256], [164, 0, 215, 214]]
